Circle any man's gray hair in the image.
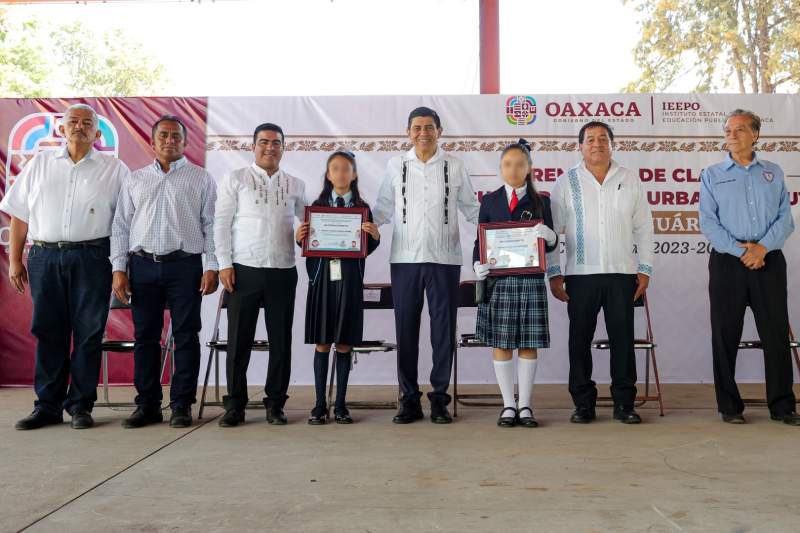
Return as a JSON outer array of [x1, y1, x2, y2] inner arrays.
[[64, 103, 99, 128], [725, 109, 761, 133]]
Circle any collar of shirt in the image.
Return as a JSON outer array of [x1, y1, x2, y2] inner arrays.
[[579, 159, 622, 187], [503, 183, 527, 203], [57, 145, 96, 163], [152, 156, 187, 174], [405, 146, 444, 165], [331, 190, 353, 206], [725, 151, 763, 171], [251, 162, 282, 181]]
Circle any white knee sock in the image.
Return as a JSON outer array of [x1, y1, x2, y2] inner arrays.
[[493, 359, 516, 409], [517, 357, 538, 411]]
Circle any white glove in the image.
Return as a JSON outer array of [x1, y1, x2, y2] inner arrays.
[[531, 224, 557, 246], [473, 261, 490, 281]]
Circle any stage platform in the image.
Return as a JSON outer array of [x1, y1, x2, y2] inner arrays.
[[1, 383, 798, 532]]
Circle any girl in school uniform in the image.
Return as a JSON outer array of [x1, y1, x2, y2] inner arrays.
[[296, 151, 380, 425], [472, 139, 558, 428]]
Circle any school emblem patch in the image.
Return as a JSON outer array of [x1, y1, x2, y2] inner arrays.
[[762, 170, 774, 182]]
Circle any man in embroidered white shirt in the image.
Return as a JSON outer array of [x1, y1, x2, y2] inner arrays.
[[213, 123, 307, 427], [547, 121, 654, 425], [373, 107, 480, 424], [1, 103, 130, 430]]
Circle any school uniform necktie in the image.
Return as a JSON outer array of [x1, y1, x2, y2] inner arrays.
[[336, 197, 345, 208], [508, 189, 519, 213]]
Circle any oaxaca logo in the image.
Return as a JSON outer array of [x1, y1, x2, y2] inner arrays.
[[5, 112, 119, 192], [545, 100, 642, 117], [505, 96, 537, 125]]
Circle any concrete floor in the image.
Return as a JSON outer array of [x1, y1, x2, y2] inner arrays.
[[1, 384, 799, 533]]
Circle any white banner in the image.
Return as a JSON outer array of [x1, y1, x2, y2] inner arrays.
[[202, 94, 800, 386]]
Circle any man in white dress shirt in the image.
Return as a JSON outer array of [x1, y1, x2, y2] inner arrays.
[[373, 107, 480, 424], [214, 123, 307, 427], [1, 103, 130, 430], [111, 115, 218, 429], [547, 121, 654, 425]]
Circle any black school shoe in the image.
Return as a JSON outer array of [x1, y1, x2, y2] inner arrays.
[[267, 407, 288, 425], [71, 411, 94, 429], [517, 406, 539, 428], [613, 407, 642, 424], [721, 412, 746, 424], [308, 406, 327, 425], [15, 409, 63, 430], [334, 407, 353, 424], [392, 398, 424, 424], [497, 407, 517, 428], [770, 412, 800, 426], [169, 406, 192, 428], [219, 409, 245, 427], [569, 407, 596, 424], [122, 407, 164, 429], [429, 399, 453, 424]]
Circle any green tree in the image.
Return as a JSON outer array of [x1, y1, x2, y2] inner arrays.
[[52, 26, 166, 97], [0, 9, 51, 97], [0, 9, 166, 97], [624, 0, 800, 93]]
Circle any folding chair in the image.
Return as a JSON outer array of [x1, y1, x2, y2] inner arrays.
[[97, 295, 174, 410], [452, 280, 513, 417], [739, 308, 800, 406], [325, 283, 399, 415], [594, 293, 664, 416], [198, 290, 269, 419]]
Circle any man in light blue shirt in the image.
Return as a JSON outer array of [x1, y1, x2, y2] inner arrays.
[[699, 108, 798, 426]]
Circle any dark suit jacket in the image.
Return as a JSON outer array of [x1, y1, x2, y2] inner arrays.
[[472, 186, 558, 273]]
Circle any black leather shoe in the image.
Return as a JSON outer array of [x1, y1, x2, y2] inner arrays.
[[122, 407, 163, 429], [71, 411, 94, 429], [721, 413, 746, 424], [334, 407, 353, 424], [430, 402, 453, 424], [15, 409, 63, 430], [392, 399, 424, 424], [613, 408, 642, 424], [169, 407, 192, 428], [497, 406, 517, 427], [308, 406, 327, 425], [267, 407, 288, 425], [517, 406, 539, 428], [218, 408, 245, 427], [570, 408, 596, 424], [770, 412, 800, 426]]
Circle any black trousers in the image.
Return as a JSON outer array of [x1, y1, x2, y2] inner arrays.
[[129, 254, 203, 411], [27, 242, 112, 416], [224, 264, 297, 411], [390, 263, 460, 404], [565, 274, 638, 410], [709, 250, 796, 416]]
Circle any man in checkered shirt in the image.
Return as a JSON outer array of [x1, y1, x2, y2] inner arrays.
[[110, 114, 219, 429]]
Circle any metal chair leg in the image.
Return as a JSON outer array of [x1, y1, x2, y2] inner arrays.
[[102, 351, 110, 403], [198, 347, 216, 420], [327, 352, 336, 418]]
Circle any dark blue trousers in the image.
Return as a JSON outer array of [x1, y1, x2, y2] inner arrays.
[[390, 263, 460, 404], [27, 242, 112, 416], [129, 254, 203, 411]]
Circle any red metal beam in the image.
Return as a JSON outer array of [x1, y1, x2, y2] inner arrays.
[[479, 0, 500, 94]]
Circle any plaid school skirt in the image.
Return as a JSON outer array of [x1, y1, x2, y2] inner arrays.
[[475, 275, 550, 349]]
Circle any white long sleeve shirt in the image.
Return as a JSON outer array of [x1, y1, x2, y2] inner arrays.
[[213, 164, 307, 270], [0, 147, 129, 242], [546, 160, 654, 278], [372, 147, 480, 265]]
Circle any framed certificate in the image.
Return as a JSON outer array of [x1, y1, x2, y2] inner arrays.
[[302, 206, 368, 258], [478, 220, 547, 276]]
